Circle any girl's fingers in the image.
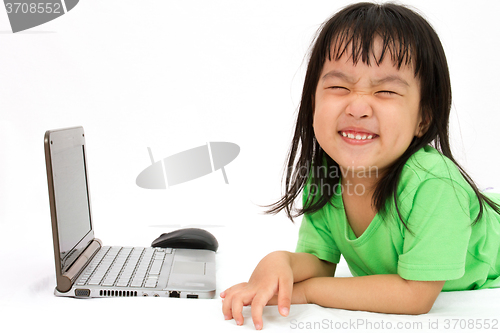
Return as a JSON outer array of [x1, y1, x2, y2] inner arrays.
[[222, 292, 234, 320], [277, 276, 293, 317], [221, 282, 246, 302], [222, 284, 245, 320], [251, 290, 274, 330], [231, 292, 254, 326], [221, 283, 251, 322], [222, 279, 289, 328]]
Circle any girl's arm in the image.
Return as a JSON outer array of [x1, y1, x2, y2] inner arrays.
[[221, 251, 336, 330], [287, 251, 337, 282], [289, 275, 445, 315]]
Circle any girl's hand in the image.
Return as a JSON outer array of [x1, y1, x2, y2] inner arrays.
[[220, 251, 301, 330]]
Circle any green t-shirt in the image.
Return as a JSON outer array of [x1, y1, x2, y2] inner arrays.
[[296, 146, 500, 291]]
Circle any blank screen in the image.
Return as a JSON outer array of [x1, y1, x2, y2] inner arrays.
[[52, 145, 92, 270]]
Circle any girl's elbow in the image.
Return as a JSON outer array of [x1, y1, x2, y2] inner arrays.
[[407, 303, 433, 315], [405, 295, 437, 315], [403, 279, 444, 315]]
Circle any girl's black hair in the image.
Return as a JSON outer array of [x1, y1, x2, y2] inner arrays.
[[266, 2, 500, 229]]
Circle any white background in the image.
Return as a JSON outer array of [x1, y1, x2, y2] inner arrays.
[[1, 1, 499, 332]]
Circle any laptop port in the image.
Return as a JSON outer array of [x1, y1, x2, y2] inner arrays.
[[75, 289, 90, 297], [187, 294, 199, 299], [169, 291, 180, 298]]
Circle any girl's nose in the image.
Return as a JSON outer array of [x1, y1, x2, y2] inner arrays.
[[345, 96, 373, 119]]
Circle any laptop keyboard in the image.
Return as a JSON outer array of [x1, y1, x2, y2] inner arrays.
[[75, 246, 172, 288]]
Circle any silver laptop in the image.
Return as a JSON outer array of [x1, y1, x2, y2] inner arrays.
[[44, 126, 216, 298]]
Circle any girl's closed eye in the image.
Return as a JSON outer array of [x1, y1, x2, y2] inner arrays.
[[328, 86, 350, 94], [376, 90, 400, 96]]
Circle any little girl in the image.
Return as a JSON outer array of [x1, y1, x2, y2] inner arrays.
[[221, 2, 500, 330]]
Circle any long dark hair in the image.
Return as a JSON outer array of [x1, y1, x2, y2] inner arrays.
[[266, 2, 500, 229]]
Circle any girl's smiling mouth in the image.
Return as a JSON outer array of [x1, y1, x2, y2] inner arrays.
[[338, 129, 379, 144]]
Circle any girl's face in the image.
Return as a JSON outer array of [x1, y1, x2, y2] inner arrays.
[[313, 39, 424, 179]]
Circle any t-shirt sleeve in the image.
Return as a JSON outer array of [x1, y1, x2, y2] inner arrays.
[[296, 212, 341, 264], [397, 178, 472, 281], [295, 189, 341, 264]]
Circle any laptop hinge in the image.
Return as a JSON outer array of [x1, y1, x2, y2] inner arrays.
[[57, 239, 102, 293]]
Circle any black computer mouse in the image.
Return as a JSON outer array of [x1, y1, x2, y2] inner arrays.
[[151, 228, 219, 252]]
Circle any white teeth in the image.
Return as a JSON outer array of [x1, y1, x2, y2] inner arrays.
[[341, 131, 375, 141]]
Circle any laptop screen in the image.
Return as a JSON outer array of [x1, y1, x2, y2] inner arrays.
[[51, 141, 93, 271]]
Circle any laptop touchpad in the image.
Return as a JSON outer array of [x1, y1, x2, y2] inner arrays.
[[172, 261, 205, 275]]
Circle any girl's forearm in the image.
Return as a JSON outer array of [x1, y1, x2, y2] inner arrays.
[[301, 275, 444, 315], [285, 252, 336, 282]]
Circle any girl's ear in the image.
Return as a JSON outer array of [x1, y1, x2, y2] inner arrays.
[[415, 111, 432, 138]]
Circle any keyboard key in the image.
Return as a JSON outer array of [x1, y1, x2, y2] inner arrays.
[[144, 280, 157, 288], [130, 280, 143, 287], [149, 261, 163, 275]]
